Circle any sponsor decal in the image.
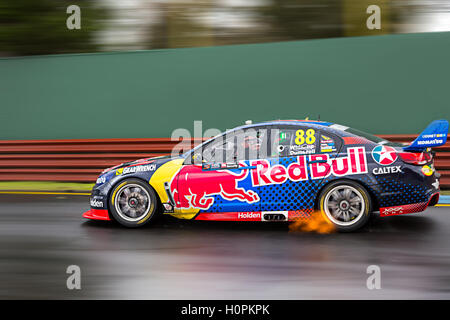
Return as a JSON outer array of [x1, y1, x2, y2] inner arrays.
[[371, 145, 397, 165], [320, 143, 336, 153], [116, 164, 156, 175], [422, 133, 445, 138], [279, 131, 290, 143], [321, 145, 335, 152], [251, 147, 367, 186], [419, 133, 446, 146], [221, 163, 239, 169], [90, 199, 104, 208], [415, 132, 446, 146], [320, 135, 333, 144], [432, 179, 439, 189], [261, 211, 288, 221], [417, 138, 445, 146], [294, 129, 316, 145], [380, 206, 404, 216], [203, 163, 240, 170], [195, 212, 262, 221], [372, 166, 402, 175], [170, 164, 259, 210], [162, 203, 174, 213], [380, 201, 431, 217], [289, 144, 315, 155], [96, 176, 106, 184], [320, 135, 336, 153], [421, 165, 433, 176], [237, 212, 261, 220]]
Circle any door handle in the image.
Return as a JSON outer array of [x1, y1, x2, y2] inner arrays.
[[239, 165, 257, 170], [308, 159, 328, 164]]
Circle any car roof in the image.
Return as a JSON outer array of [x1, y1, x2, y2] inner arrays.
[[187, 119, 375, 156], [230, 120, 360, 138], [262, 119, 333, 126], [234, 119, 332, 131]]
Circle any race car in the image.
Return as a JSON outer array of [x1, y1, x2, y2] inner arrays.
[[83, 119, 448, 232]]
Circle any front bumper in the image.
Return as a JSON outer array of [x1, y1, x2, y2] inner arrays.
[[83, 208, 110, 221], [84, 184, 110, 221]]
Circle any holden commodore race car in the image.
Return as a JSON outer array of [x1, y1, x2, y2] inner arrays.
[[83, 119, 448, 232]]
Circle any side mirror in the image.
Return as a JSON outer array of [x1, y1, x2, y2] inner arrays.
[[190, 152, 204, 165]]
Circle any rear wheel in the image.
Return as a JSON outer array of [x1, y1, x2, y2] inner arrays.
[[109, 179, 158, 228], [318, 180, 372, 232]]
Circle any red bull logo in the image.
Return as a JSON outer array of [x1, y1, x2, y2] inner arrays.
[[250, 147, 367, 186], [170, 164, 259, 210]]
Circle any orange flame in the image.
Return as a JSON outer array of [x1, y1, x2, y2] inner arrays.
[[289, 211, 336, 234]]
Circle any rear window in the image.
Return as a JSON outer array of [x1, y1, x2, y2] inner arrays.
[[330, 124, 404, 147]]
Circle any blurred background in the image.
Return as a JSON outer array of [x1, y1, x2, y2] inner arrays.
[[1, 0, 450, 186], [1, 0, 450, 57], [1, 1, 450, 301]]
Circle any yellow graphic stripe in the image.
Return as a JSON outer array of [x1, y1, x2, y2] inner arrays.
[[111, 181, 127, 204], [149, 158, 198, 220], [149, 158, 184, 203], [0, 191, 90, 196]]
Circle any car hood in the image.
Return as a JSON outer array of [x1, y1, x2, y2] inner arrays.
[[101, 155, 177, 175]]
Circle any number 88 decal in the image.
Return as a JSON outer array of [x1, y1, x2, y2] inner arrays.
[[295, 129, 316, 145]]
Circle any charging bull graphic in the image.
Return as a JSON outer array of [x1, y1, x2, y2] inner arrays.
[[170, 164, 260, 210]]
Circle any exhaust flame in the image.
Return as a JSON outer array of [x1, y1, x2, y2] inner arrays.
[[289, 211, 336, 234]]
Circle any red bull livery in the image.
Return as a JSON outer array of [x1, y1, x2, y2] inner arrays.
[[83, 119, 448, 232]]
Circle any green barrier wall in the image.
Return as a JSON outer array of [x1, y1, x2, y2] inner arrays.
[[1, 32, 449, 140]]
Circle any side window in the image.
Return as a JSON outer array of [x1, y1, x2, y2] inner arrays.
[[318, 131, 342, 154], [273, 126, 318, 157], [199, 127, 269, 163]]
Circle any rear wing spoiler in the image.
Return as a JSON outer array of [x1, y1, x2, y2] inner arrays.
[[403, 119, 449, 152]]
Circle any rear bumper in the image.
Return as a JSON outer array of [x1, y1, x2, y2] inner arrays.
[[83, 209, 111, 221], [379, 192, 439, 217]]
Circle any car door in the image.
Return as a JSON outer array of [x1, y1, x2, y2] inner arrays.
[[254, 125, 343, 214], [175, 126, 270, 213]]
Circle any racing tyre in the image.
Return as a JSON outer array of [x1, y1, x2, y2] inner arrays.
[[109, 179, 158, 228], [318, 180, 372, 232]]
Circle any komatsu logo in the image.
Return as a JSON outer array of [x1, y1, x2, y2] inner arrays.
[[250, 147, 367, 186], [417, 138, 444, 145]]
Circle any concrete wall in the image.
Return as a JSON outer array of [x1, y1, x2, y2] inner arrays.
[[1, 32, 449, 140]]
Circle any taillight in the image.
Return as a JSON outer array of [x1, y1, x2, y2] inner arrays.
[[398, 152, 432, 165]]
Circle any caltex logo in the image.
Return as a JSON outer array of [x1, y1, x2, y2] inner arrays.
[[372, 145, 397, 165]]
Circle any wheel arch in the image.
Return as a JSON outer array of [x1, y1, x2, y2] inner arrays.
[[107, 176, 162, 220], [314, 178, 379, 211]]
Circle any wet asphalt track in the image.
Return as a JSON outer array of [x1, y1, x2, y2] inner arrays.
[[0, 194, 449, 299]]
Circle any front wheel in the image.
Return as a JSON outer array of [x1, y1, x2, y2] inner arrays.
[[109, 179, 158, 228], [318, 180, 372, 232]]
